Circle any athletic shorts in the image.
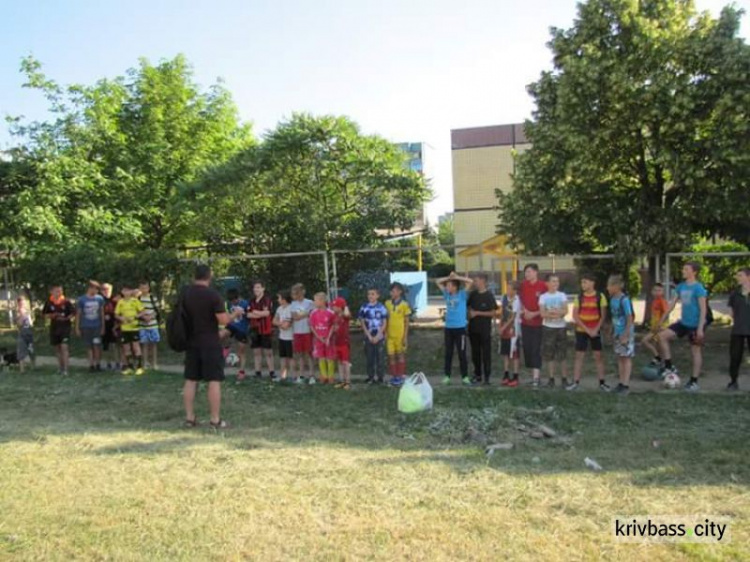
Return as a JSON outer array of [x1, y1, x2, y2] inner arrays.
[[81, 327, 103, 347], [50, 325, 71, 346], [120, 331, 140, 345], [278, 339, 293, 359], [313, 340, 336, 360], [227, 325, 248, 344], [251, 333, 273, 349], [500, 337, 519, 359], [184, 345, 225, 382], [139, 327, 161, 344], [575, 332, 602, 352], [335, 344, 350, 363], [668, 322, 702, 344], [386, 336, 406, 355], [614, 337, 636, 358], [542, 327, 568, 361], [293, 333, 313, 354]]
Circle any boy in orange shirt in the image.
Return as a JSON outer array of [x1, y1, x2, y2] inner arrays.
[[642, 283, 670, 366]]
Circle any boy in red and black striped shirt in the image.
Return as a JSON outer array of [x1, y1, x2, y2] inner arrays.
[[248, 280, 275, 379]]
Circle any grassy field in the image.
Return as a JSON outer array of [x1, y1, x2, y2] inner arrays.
[[1, 355, 748, 560]]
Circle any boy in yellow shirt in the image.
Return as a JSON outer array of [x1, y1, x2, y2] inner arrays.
[[385, 282, 411, 387], [115, 285, 147, 375]]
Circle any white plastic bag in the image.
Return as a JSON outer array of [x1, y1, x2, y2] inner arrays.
[[398, 372, 433, 414]]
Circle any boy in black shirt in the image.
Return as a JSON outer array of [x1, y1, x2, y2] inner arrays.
[[468, 274, 499, 384], [42, 284, 75, 376], [728, 267, 750, 391]]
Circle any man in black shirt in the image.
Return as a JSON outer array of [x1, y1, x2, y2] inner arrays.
[[182, 265, 242, 429], [468, 274, 499, 384]]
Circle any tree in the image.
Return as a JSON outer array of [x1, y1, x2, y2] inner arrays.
[[185, 113, 430, 287], [498, 1, 750, 263], [437, 215, 455, 248], [6, 55, 252, 252]]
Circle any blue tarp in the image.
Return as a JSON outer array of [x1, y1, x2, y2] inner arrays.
[[390, 271, 428, 317]]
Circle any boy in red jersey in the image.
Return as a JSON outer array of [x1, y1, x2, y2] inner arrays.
[[519, 264, 547, 387], [248, 280, 275, 379], [331, 297, 352, 389], [310, 292, 336, 384]]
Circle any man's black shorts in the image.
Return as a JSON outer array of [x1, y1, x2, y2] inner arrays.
[[184, 345, 225, 382], [120, 331, 140, 345], [50, 325, 71, 346], [575, 332, 603, 352], [251, 333, 273, 350]]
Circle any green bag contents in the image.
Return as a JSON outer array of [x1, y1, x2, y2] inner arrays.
[[398, 372, 433, 414]]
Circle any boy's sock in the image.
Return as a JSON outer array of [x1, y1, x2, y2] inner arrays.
[[255, 371, 262, 378], [319, 362, 327, 378], [664, 359, 673, 370], [690, 377, 698, 384]]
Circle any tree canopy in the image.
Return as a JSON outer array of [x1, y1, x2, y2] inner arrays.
[[498, 0, 750, 260]]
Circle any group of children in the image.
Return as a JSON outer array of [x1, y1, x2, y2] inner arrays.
[[14, 280, 162, 376]]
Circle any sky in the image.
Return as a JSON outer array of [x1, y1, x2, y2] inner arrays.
[[1, 0, 747, 223]]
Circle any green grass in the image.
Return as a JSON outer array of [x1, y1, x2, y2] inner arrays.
[[0, 362, 748, 560]]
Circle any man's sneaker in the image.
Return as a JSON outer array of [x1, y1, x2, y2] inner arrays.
[[462, 377, 476, 386], [135, 368, 145, 376], [613, 383, 629, 396], [507, 378, 519, 388], [684, 380, 700, 393], [442, 376, 451, 386], [566, 381, 580, 391], [726, 381, 739, 392], [599, 381, 611, 392], [546, 378, 555, 389]]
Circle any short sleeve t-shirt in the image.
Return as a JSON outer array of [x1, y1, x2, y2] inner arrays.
[[310, 308, 335, 341], [520, 281, 547, 327], [115, 298, 144, 332], [290, 299, 314, 334], [358, 302, 388, 336], [649, 297, 669, 331], [249, 295, 274, 335], [275, 305, 294, 341], [333, 313, 351, 347], [42, 298, 75, 332], [574, 292, 608, 333], [385, 299, 411, 340], [183, 284, 225, 347], [227, 299, 250, 334], [467, 290, 498, 335], [139, 294, 160, 329], [610, 294, 634, 338], [443, 289, 468, 329], [77, 294, 104, 330], [539, 291, 567, 329], [728, 288, 750, 336], [677, 282, 708, 328]]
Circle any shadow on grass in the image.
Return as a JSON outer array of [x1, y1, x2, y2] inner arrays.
[[1, 367, 748, 488]]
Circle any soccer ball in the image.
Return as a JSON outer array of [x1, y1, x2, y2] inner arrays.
[[663, 372, 680, 390], [225, 353, 240, 367]]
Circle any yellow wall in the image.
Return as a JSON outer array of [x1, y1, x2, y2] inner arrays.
[[452, 145, 519, 210]]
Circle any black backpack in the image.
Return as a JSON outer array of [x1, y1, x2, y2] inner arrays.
[[166, 289, 191, 352]]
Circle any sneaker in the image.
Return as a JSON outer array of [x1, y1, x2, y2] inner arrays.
[[566, 381, 580, 391], [365, 377, 375, 385], [649, 358, 662, 367], [341, 382, 352, 390], [613, 383, 630, 396], [122, 368, 134, 376], [561, 378, 569, 388], [135, 368, 145, 376], [95, 364, 103, 372], [660, 366, 678, 378], [531, 379, 540, 389], [89, 365, 96, 373], [599, 381, 611, 392], [334, 381, 346, 389], [237, 370, 246, 381], [390, 377, 403, 387], [115, 362, 121, 371], [308, 377, 317, 385], [501, 377, 510, 387], [442, 376, 451, 386], [462, 377, 476, 386], [107, 363, 113, 371], [293, 377, 305, 385], [507, 378, 519, 388], [546, 378, 555, 389], [684, 380, 700, 393], [726, 381, 739, 392], [255, 372, 263, 379], [482, 380, 491, 386]]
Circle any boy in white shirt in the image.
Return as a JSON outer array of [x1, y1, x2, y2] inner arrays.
[[539, 274, 569, 388]]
